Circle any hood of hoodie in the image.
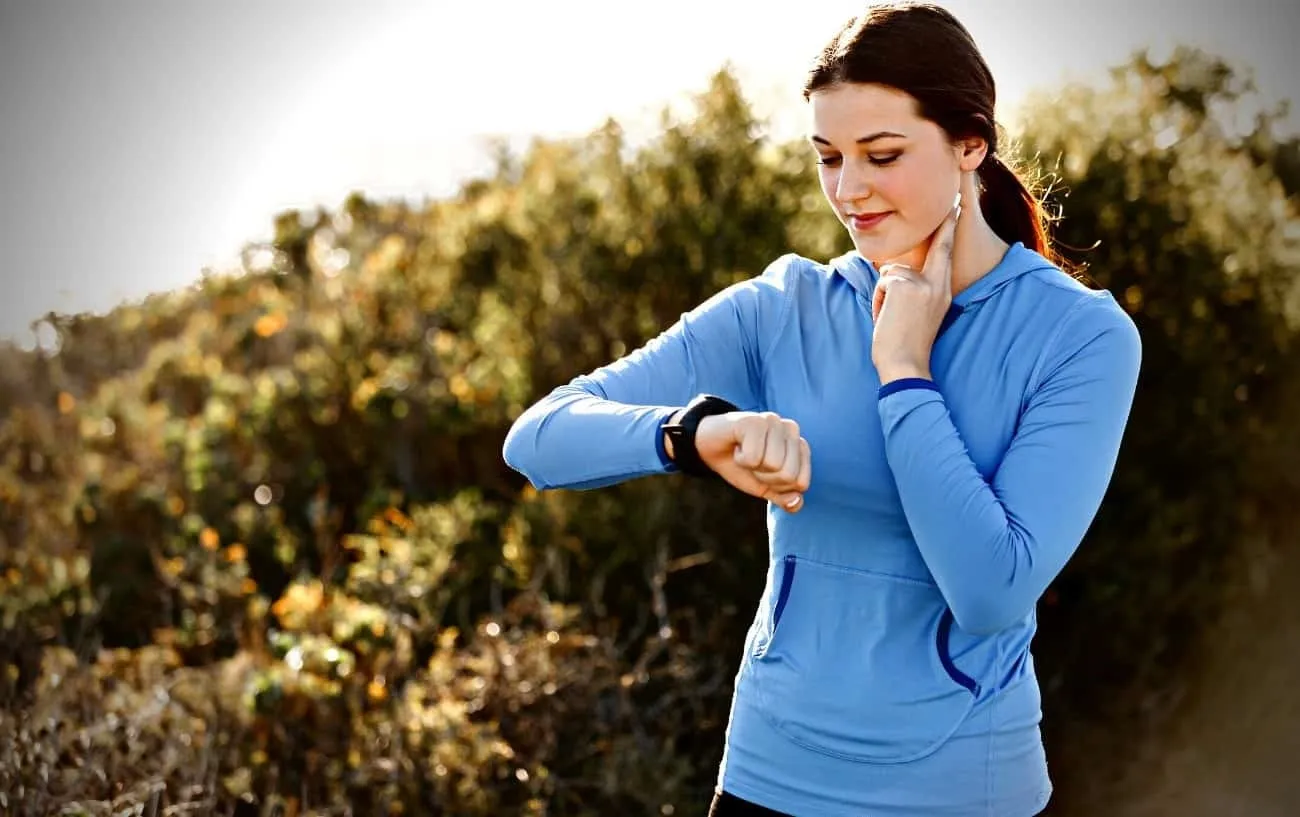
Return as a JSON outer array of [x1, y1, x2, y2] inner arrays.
[[828, 241, 1059, 311]]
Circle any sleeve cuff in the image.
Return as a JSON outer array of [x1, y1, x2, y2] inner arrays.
[[877, 378, 947, 438], [655, 413, 680, 473], [878, 377, 940, 400]]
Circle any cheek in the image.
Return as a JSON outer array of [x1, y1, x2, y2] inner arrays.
[[887, 163, 951, 223], [876, 165, 922, 212], [817, 167, 839, 206]]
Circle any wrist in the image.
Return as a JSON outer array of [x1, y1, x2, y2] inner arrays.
[[662, 394, 739, 478], [876, 360, 932, 385], [662, 409, 685, 461]]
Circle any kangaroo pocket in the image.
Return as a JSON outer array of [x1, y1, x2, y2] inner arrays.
[[750, 555, 978, 764]]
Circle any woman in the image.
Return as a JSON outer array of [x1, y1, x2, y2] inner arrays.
[[503, 3, 1141, 815]]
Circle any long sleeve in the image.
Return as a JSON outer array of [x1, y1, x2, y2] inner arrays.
[[877, 295, 1142, 635], [502, 255, 799, 491]]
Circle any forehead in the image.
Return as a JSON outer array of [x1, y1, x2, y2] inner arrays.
[[808, 82, 924, 141]]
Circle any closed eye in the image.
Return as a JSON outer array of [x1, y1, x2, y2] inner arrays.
[[815, 153, 899, 168]]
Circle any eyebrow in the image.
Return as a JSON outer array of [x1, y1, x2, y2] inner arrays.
[[810, 131, 906, 146]]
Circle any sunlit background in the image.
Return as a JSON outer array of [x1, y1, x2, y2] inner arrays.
[[2, 0, 1296, 342]]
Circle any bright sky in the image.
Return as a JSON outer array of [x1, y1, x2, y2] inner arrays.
[[0, 0, 1295, 344]]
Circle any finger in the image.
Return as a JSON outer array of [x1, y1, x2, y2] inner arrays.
[[878, 262, 917, 276], [750, 470, 799, 499], [795, 438, 812, 493], [923, 197, 961, 286], [736, 414, 782, 469], [872, 277, 887, 321], [873, 271, 916, 320], [776, 421, 803, 484], [929, 212, 958, 271], [750, 428, 802, 489], [758, 421, 789, 472], [732, 420, 767, 469], [773, 491, 804, 512], [872, 270, 906, 321]]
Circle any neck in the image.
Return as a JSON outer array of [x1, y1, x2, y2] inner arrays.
[[950, 212, 1011, 297], [883, 191, 1011, 297]]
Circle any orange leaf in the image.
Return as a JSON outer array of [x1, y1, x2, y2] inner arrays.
[[254, 311, 288, 338], [200, 527, 220, 551]]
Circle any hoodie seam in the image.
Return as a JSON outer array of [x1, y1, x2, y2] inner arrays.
[[958, 264, 1060, 306], [1021, 296, 1091, 399], [1015, 266, 1113, 298], [985, 694, 997, 817], [758, 255, 802, 366]]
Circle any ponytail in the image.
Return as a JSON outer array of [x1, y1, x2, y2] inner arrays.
[[978, 153, 1063, 270]]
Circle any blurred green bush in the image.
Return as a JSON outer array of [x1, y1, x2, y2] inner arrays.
[[1, 48, 1297, 815]]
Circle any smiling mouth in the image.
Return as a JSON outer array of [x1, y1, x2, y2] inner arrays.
[[848, 211, 892, 231]]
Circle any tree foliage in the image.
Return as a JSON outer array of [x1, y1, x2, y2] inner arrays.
[[1, 49, 1296, 815]]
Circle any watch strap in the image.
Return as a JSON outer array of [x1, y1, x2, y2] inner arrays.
[[662, 394, 739, 478]]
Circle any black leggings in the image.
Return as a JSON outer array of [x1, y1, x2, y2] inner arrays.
[[708, 790, 793, 817]]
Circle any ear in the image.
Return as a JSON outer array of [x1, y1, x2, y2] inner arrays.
[[956, 136, 988, 173]]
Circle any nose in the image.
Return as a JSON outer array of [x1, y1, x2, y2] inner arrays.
[[836, 158, 872, 205]]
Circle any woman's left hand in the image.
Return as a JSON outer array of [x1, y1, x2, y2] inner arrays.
[[871, 198, 962, 383]]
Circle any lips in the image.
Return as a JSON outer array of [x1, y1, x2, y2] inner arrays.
[[848, 211, 892, 231]]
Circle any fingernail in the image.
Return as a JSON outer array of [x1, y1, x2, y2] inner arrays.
[[785, 496, 802, 509]]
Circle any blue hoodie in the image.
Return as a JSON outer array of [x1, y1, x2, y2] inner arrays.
[[502, 243, 1141, 815]]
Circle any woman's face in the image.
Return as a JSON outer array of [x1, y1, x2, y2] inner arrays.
[[808, 82, 973, 267]]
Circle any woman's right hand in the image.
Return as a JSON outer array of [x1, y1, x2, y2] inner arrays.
[[693, 412, 812, 511]]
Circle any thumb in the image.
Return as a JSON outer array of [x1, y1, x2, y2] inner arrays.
[[772, 492, 804, 512]]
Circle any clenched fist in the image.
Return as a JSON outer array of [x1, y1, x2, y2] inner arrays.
[[669, 411, 812, 511]]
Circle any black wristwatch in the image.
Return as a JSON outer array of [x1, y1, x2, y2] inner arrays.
[[662, 393, 740, 478]]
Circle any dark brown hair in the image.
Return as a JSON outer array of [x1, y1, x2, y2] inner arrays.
[[803, 2, 1062, 268]]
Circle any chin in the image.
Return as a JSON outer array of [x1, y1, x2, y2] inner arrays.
[[849, 231, 915, 267]]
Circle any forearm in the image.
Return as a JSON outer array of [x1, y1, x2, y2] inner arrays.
[[878, 334, 1138, 634], [502, 256, 799, 491], [502, 380, 679, 491], [878, 386, 1049, 634]]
